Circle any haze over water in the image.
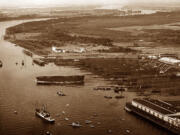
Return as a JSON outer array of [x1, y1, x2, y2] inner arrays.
[[0, 19, 171, 135]]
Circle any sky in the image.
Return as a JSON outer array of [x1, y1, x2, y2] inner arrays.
[[0, 0, 179, 7]]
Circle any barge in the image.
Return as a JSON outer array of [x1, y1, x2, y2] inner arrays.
[[36, 75, 84, 85], [125, 98, 180, 134]]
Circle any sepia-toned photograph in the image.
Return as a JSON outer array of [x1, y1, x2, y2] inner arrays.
[[0, 0, 180, 135]]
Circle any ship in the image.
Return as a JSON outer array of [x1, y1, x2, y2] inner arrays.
[[35, 106, 55, 123], [36, 75, 84, 85], [125, 98, 180, 135]]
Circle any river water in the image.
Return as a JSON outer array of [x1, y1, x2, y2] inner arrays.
[[0, 19, 171, 135]]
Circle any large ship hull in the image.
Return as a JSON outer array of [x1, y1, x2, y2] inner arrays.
[[125, 103, 180, 135], [36, 75, 84, 85]]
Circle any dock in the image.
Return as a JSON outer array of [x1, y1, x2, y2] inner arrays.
[[125, 98, 180, 135]]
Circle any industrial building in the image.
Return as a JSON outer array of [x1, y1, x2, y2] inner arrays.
[[125, 98, 180, 134]]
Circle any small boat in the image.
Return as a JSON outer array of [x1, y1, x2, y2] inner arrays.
[[44, 131, 52, 135], [124, 105, 132, 112], [22, 60, 24, 66], [90, 124, 95, 128], [93, 86, 112, 91], [115, 95, 124, 99], [85, 120, 92, 124], [151, 90, 161, 93], [33, 58, 45, 66], [69, 122, 82, 128], [57, 91, 66, 96], [107, 129, 112, 134], [35, 106, 55, 123], [65, 117, 69, 121], [0, 60, 3, 67], [23, 49, 33, 57], [104, 96, 112, 99]]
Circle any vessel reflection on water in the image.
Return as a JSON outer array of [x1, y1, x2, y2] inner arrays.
[[125, 98, 180, 135]]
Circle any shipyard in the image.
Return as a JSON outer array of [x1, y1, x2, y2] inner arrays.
[[1, 1, 180, 135]]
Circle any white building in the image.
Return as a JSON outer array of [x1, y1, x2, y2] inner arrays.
[[52, 46, 66, 53], [159, 57, 180, 66]]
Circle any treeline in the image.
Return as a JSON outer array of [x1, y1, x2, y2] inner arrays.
[[46, 31, 113, 46], [0, 14, 40, 22], [139, 29, 180, 45]]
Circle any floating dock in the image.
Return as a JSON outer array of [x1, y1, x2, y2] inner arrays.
[[125, 98, 180, 134]]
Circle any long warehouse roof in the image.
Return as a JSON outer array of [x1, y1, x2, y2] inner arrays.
[[159, 57, 180, 65]]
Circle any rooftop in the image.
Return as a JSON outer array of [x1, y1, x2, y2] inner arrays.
[[134, 98, 180, 115], [159, 57, 180, 65]]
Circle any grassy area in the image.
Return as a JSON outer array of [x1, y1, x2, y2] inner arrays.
[[5, 11, 180, 50], [0, 14, 44, 22]]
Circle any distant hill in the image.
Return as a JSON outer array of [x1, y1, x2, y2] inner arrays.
[[124, 2, 180, 11]]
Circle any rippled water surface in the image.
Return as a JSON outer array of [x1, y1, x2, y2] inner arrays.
[[0, 19, 171, 135]]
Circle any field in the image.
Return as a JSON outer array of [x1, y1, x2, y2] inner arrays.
[[4, 11, 180, 55]]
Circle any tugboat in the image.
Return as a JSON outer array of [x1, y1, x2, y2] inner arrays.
[[43, 131, 52, 135], [69, 122, 82, 128], [104, 96, 113, 99], [35, 105, 55, 123], [57, 91, 66, 96]]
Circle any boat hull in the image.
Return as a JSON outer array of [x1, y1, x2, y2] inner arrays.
[[36, 75, 84, 85]]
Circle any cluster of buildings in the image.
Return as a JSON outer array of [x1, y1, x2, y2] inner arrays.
[[52, 46, 86, 53], [139, 53, 180, 74]]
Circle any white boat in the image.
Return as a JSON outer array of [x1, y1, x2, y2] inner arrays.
[[57, 91, 66, 96], [69, 122, 82, 128], [124, 106, 132, 112]]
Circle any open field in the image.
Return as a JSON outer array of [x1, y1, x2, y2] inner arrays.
[[4, 11, 180, 56]]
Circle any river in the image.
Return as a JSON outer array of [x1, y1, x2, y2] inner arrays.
[[0, 19, 171, 135]]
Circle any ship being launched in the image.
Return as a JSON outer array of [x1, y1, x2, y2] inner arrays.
[[36, 75, 84, 85]]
